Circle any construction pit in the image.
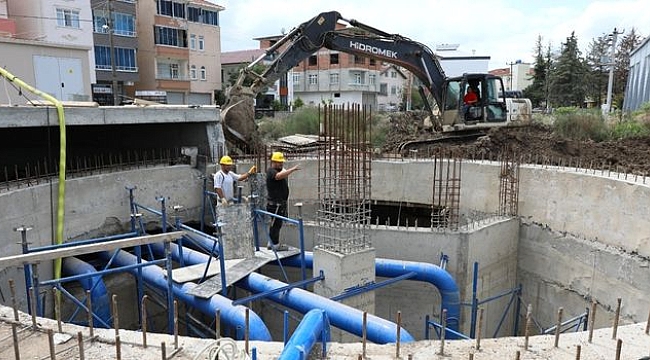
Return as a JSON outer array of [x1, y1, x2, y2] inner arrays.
[[0, 105, 649, 359]]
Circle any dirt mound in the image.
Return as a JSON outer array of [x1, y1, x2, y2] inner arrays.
[[383, 112, 650, 176]]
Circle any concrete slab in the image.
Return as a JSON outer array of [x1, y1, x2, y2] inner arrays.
[[169, 258, 240, 283]]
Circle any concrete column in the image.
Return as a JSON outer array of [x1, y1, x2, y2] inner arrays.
[[314, 247, 376, 342], [218, 204, 254, 260]]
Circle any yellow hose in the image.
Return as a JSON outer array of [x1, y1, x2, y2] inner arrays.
[[0, 68, 66, 281]]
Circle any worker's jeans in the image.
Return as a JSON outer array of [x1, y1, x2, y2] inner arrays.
[[267, 201, 287, 245]]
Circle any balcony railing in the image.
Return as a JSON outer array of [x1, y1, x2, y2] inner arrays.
[[96, 65, 139, 72], [155, 72, 190, 81]]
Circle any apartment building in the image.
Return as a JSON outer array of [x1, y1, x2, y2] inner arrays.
[[90, 0, 138, 105], [3, 0, 94, 102], [378, 65, 407, 111], [136, 0, 223, 105]]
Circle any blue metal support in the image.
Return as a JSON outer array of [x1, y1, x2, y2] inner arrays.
[[175, 214, 185, 267], [330, 272, 417, 301], [164, 240, 174, 334], [513, 284, 522, 336], [283, 310, 289, 345], [232, 271, 325, 306], [296, 204, 306, 284], [158, 197, 167, 233], [32, 263, 41, 316], [470, 261, 478, 338], [18, 227, 33, 315], [425, 317, 471, 340], [489, 286, 519, 338], [127, 186, 137, 233], [41, 259, 168, 287], [55, 283, 111, 328], [135, 244, 144, 327]]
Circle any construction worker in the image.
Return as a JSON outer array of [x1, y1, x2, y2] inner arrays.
[[266, 152, 300, 250], [214, 155, 256, 206]]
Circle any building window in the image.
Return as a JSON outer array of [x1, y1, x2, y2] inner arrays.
[[330, 53, 339, 65], [190, 65, 197, 79], [391, 71, 397, 78], [198, 36, 205, 51], [200, 66, 207, 80], [154, 26, 187, 47], [113, 13, 136, 36], [391, 85, 397, 95], [190, 34, 196, 50], [353, 72, 363, 84], [308, 74, 318, 85], [170, 64, 180, 79], [354, 56, 365, 65], [330, 73, 339, 85], [292, 73, 301, 86], [157, 0, 185, 18], [369, 59, 376, 66], [93, 11, 135, 36], [369, 74, 376, 85], [379, 83, 388, 96], [308, 55, 317, 66], [94, 46, 137, 71], [56, 8, 80, 28]]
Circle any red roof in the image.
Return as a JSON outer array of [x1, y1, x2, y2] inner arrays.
[[221, 49, 267, 65]]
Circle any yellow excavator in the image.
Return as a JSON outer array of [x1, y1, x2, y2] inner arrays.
[[221, 11, 531, 152]]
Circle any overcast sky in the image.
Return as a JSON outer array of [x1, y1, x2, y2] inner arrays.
[[212, 0, 650, 70]]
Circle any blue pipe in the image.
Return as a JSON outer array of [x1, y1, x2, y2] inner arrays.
[[279, 252, 461, 337], [238, 272, 414, 344], [62, 257, 112, 327], [96, 249, 272, 341], [279, 309, 329, 360], [155, 242, 413, 344]]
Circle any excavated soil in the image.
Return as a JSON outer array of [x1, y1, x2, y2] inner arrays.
[[382, 112, 650, 176]]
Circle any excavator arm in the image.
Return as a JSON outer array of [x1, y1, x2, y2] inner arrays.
[[222, 11, 448, 151]]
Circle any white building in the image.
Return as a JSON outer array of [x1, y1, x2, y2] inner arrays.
[[623, 36, 650, 112]]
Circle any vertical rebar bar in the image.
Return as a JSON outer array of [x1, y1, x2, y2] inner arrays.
[[142, 295, 148, 348], [29, 286, 37, 329], [112, 294, 119, 337], [11, 323, 20, 360], [161, 342, 166, 360], [173, 299, 178, 349], [53, 288, 61, 333], [396, 311, 401, 358], [524, 304, 532, 350], [86, 290, 93, 338], [554, 307, 563, 348], [615, 338, 622, 360], [612, 298, 621, 339], [476, 308, 484, 350], [77, 332, 85, 360], [9, 279, 19, 321], [115, 335, 122, 360], [575, 344, 581, 360], [47, 328, 55, 360], [362, 311, 367, 358], [588, 301, 596, 343], [439, 309, 446, 355]]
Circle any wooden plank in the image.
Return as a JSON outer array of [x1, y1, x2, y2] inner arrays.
[[0, 231, 184, 269], [170, 258, 244, 283]]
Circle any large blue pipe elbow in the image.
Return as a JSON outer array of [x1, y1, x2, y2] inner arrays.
[[239, 272, 414, 344], [279, 309, 330, 360], [96, 249, 272, 341], [62, 257, 112, 327], [280, 253, 461, 336]]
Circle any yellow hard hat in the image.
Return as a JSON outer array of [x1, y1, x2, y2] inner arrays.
[[270, 152, 285, 163], [219, 155, 233, 165]]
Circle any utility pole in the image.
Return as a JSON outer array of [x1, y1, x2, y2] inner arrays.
[[604, 28, 624, 114], [108, 0, 119, 106]]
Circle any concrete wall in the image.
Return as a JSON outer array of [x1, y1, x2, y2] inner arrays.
[[0, 165, 206, 313]]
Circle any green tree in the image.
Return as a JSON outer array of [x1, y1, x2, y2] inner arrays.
[[613, 28, 643, 107], [549, 32, 588, 107], [227, 63, 268, 87], [522, 35, 548, 107], [584, 34, 610, 107]]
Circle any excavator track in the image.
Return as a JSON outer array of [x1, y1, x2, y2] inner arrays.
[[397, 130, 487, 154]]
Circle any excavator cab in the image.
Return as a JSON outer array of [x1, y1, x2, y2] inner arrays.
[[440, 74, 508, 129]]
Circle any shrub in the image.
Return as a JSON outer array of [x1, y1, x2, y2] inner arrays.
[[553, 108, 608, 141], [611, 120, 650, 139]]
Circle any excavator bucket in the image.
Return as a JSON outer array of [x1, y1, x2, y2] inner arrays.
[[220, 90, 259, 152]]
